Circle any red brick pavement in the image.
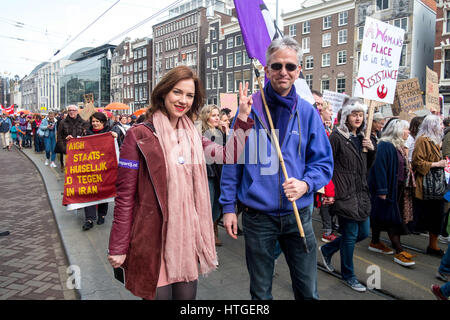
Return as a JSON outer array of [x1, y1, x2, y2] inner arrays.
[[0, 148, 78, 300]]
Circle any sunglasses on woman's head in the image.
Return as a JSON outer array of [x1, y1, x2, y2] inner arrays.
[[270, 63, 298, 72]]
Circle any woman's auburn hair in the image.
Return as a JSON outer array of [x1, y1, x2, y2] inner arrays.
[[146, 65, 205, 121]]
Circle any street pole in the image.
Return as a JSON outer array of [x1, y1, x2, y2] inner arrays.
[[276, 0, 279, 27]]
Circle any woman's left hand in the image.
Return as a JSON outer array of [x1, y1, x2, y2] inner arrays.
[[362, 137, 374, 151], [111, 131, 118, 139]]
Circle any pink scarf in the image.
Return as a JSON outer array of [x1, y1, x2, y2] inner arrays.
[[152, 110, 217, 283]]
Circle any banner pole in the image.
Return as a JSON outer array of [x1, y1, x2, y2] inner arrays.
[[252, 60, 309, 253], [363, 100, 375, 153]]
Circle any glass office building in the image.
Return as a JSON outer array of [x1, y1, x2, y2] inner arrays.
[[60, 46, 113, 108]]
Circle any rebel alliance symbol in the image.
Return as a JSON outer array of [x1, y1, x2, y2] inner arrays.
[[377, 84, 388, 99]]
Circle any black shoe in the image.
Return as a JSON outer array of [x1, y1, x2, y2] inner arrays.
[[97, 216, 105, 225], [82, 220, 94, 231], [426, 246, 445, 257]]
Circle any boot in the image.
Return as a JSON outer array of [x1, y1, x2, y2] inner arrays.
[[214, 221, 222, 247]]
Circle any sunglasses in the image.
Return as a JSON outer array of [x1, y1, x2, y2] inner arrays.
[[270, 63, 298, 72]]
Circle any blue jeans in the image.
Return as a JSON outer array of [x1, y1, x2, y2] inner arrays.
[[242, 204, 318, 300], [208, 178, 221, 222], [321, 216, 370, 281], [44, 134, 56, 161], [438, 243, 450, 297]]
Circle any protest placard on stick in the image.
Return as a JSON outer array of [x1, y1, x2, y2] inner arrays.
[[426, 66, 440, 113], [354, 17, 405, 151]]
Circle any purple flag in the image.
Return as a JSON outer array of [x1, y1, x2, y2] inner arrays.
[[234, 0, 315, 105], [234, 0, 281, 66]]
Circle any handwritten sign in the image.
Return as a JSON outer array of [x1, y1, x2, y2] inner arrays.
[[354, 17, 405, 104], [395, 78, 423, 114], [323, 90, 348, 115], [63, 133, 118, 209], [426, 66, 440, 113]]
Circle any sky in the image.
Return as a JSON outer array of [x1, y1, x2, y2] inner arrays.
[[1, 0, 302, 80]]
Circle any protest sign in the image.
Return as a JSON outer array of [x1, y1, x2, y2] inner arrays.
[[63, 133, 118, 210], [395, 78, 423, 115], [426, 66, 440, 113], [220, 93, 238, 118], [354, 17, 405, 104], [323, 90, 348, 115]]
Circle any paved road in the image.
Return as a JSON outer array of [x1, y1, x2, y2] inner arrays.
[[0, 147, 78, 300], [2, 145, 447, 300]]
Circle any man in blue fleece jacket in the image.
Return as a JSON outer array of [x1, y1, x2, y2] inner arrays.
[[219, 37, 333, 300]]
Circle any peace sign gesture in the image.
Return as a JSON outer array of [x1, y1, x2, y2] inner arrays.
[[237, 82, 253, 122]]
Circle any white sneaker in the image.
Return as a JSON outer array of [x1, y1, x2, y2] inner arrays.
[[50, 162, 57, 168], [44, 159, 49, 166], [438, 235, 450, 244]]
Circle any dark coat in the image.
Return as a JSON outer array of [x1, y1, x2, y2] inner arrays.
[[329, 128, 375, 221], [56, 115, 89, 154], [368, 141, 402, 225]]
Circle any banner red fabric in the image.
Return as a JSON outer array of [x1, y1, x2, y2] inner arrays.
[[63, 133, 118, 206]]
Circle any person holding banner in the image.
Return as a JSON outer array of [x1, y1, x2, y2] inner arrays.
[[319, 98, 375, 292], [108, 65, 254, 300], [411, 115, 447, 257], [81, 112, 118, 231], [220, 37, 334, 300]]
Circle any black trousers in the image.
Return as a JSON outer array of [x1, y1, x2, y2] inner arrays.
[[84, 203, 108, 221]]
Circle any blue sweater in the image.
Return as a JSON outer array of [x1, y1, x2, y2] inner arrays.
[[219, 90, 334, 215]]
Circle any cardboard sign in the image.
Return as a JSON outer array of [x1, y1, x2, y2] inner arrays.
[[395, 78, 423, 115], [220, 93, 238, 118], [426, 66, 440, 113], [63, 133, 118, 209], [354, 17, 405, 104]]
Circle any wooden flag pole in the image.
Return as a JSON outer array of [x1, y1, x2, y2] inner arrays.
[[363, 100, 376, 153], [252, 62, 309, 252]]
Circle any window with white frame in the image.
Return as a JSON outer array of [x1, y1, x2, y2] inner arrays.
[[321, 79, 330, 92], [143, 48, 147, 57], [339, 11, 348, 26], [143, 72, 147, 83], [322, 53, 330, 67], [337, 50, 347, 65], [302, 37, 310, 54], [305, 74, 313, 89], [227, 37, 234, 48], [323, 16, 332, 30], [235, 51, 242, 66], [227, 53, 234, 68], [207, 58, 211, 69], [143, 60, 147, 70], [322, 33, 331, 47], [337, 78, 346, 93], [289, 25, 297, 37], [219, 55, 223, 66], [358, 26, 364, 40], [218, 73, 223, 88], [212, 57, 218, 70], [303, 21, 310, 34], [206, 74, 211, 89], [210, 29, 217, 40], [243, 51, 251, 64], [235, 35, 243, 46], [376, 0, 389, 11], [399, 44, 407, 67], [305, 56, 314, 70], [212, 42, 218, 54], [234, 71, 242, 92], [394, 17, 408, 32], [446, 11, 450, 33], [227, 72, 233, 92], [338, 29, 348, 44]]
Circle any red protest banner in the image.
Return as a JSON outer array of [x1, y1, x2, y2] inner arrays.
[[63, 133, 118, 206]]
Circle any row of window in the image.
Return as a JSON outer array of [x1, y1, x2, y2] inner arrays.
[[289, 11, 349, 37], [123, 86, 148, 101], [155, 14, 198, 37], [206, 70, 252, 93], [358, 17, 408, 41], [300, 29, 348, 54], [304, 50, 347, 69], [206, 51, 251, 69], [133, 60, 148, 72], [133, 47, 147, 60], [208, 33, 243, 49], [304, 76, 346, 94]]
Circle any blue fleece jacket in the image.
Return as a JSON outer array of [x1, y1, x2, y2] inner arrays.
[[219, 89, 334, 215]]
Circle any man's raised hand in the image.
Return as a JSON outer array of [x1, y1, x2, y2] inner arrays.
[[237, 82, 252, 122]]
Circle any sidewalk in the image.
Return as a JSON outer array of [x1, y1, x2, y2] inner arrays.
[[20, 147, 386, 300]]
